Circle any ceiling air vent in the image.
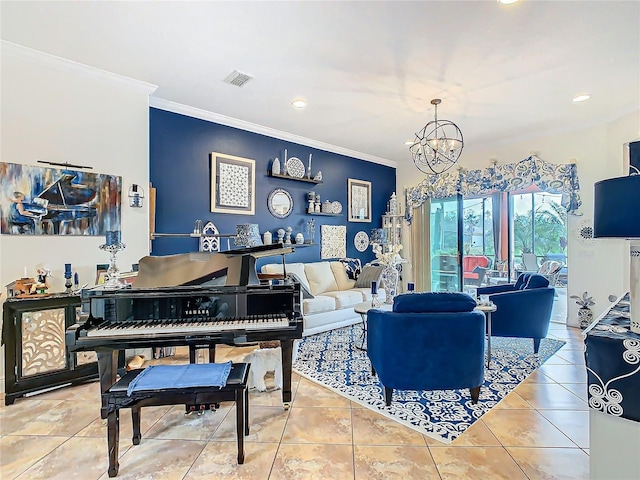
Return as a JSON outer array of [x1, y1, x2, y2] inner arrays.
[[223, 70, 254, 87]]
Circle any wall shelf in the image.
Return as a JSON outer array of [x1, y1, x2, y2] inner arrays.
[[265, 242, 316, 248], [306, 212, 342, 216], [268, 172, 322, 184], [150, 233, 235, 240]]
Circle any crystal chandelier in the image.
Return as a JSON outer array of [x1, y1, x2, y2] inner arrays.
[[409, 99, 464, 175]]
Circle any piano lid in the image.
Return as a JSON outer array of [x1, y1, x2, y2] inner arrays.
[[37, 173, 97, 206], [133, 244, 294, 289]]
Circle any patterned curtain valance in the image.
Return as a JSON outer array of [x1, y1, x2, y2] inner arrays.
[[404, 155, 582, 223]]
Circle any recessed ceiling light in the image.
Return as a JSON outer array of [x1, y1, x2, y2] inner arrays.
[[573, 93, 591, 103], [292, 98, 307, 109], [497, 0, 520, 4]]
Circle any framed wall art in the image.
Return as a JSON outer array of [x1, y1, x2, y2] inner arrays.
[[210, 152, 255, 215], [0, 162, 121, 236], [348, 178, 372, 222], [321, 225, 346, 259]]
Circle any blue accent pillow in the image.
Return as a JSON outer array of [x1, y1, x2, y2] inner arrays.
[[524, 274, 550, 289], [339, 257, 362, 280], [393, 292, 477, 313], [515, 273, 531, 290]]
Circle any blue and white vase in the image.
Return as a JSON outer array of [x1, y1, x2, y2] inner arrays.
[[381, 265, 399, 304]]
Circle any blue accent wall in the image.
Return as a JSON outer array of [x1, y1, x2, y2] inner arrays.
[[149, 108, 396, 267]]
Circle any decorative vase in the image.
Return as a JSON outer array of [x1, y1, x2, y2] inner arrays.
[[578, 307, 593, 329], [272, 158, 280, 175], [381, 264, 399, 304]]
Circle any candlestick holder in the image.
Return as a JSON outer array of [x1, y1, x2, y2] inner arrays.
[[64, 273, 73, 293], [99, 241, 126, 288], [370, 281, 381, 308]]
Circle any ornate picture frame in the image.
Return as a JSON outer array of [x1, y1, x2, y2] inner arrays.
[[348, 178, 372, 222], [210, 152, 255, 215]]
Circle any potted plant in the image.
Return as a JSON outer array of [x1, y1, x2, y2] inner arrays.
[[571, 291, 595, 329]]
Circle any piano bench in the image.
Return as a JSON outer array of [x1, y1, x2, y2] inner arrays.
[[102, 363, 250, 478]]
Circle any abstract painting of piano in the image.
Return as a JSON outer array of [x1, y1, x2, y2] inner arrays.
[[0, 162, 121, 236]]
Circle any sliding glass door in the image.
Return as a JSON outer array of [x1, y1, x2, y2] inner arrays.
[[430, 195, 462, 292], [461, 196, 497, 289], [511, 190, 567, 277]]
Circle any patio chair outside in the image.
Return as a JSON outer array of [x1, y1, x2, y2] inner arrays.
[[520, 253, 539, 272]]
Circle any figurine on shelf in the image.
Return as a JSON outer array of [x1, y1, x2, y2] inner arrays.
[[307, 191, 315, 213], [29, 265, 50, 294], [285, 226, 293, 245], [277, 228, 285, 244], [314, 171, 323, 182], [272, 158, 281, 175]]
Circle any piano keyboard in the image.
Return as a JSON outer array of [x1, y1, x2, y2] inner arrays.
[[86, 314, 290, 338]]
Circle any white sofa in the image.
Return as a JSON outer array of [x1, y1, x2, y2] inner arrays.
[[260, 261, 385, 336]]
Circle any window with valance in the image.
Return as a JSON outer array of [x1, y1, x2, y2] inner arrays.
[[404, 155, 582, 223]]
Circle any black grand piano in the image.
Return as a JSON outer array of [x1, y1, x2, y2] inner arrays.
[[66, 244, 302, 417], [21, 173, 98, 234]]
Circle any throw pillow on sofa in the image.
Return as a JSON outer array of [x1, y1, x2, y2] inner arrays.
[[339, 257, 362, 280], [304, 262, 339, 295], [330, 262, 356, 290], [354, 265, 384, 289]]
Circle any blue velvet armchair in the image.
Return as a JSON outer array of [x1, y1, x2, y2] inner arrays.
[[476, 273, 555, 353], [367, 292, 485, 407]]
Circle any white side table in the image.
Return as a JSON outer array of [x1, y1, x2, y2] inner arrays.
[[475, 303, 497, 367], [353, 301, 393, 351]]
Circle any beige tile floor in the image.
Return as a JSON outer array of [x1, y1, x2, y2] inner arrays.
[[0, 321, 589, 480]]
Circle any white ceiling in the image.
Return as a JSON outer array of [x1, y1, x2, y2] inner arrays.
[[2, 1, 639, 166]]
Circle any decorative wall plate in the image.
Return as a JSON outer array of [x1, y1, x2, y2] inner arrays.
[[573, 218, 594, 245], [331, 201, 343, 214], [354, 231, 369, 252], [285, 157, 305, 178]]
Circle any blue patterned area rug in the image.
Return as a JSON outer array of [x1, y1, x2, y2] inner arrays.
[[293, 325, 565, 444]]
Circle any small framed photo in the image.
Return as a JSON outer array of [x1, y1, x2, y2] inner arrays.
[[211, 152, 255, 215], [348, 178, 372, 222]]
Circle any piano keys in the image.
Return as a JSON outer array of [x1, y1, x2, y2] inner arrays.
[[84, 313, 290, 338]]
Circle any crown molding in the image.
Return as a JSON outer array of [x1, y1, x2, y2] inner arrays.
[[149, 97, 397, 168], [1, 41, 158, 95]]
